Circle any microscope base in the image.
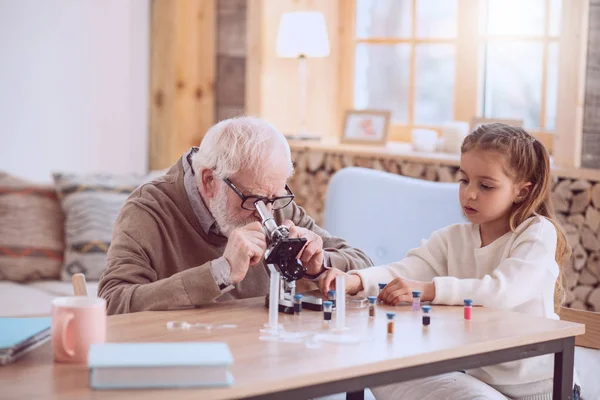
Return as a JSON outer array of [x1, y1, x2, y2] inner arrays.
[[300, 294, 324, 311], [264, 294, 294, 314], [264, 293, 324, 313]]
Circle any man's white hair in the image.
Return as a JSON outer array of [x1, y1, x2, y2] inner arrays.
[[191, 116, 293, 180]]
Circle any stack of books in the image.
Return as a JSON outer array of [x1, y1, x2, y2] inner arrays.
[[0, 317, 52, 365]]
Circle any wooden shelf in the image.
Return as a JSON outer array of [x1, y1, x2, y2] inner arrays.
[[288, 138, 600, 182]]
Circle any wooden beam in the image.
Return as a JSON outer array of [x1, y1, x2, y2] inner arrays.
[[245, 0, 262, 116], [149, 0, 216, 170], [337, 0, 355, 137], [454, 0, 480, 125], [553, 0, 589, 168]]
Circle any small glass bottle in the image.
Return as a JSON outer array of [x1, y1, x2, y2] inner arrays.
[[368, 296, 377, 317], [422, 305, 432, 326], [386, 312, 396, 335], [378, 283, 386, 303], [327, 289, 336, 310], [293, 294, 303, 314], [323, 300, 333, 323], [464, 299, 473, 320], [412, 291, 422, 311]]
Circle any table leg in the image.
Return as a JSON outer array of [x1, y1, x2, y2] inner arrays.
[[553, 336, 575, 400], [346, 390, 365, 400]]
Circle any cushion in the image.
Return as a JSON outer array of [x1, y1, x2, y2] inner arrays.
[[0, 173, 64, 281], [53, 173, 146, 281]]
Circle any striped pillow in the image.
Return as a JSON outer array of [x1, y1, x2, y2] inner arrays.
[[0, 173, 65, 281], [53, 173, 146, 281]]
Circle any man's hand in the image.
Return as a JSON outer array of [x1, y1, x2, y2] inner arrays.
[[318, 268, 363, 297], [281, 220, 325, 275], [223, 221, 267, 284], [378, 278, 435, 306]]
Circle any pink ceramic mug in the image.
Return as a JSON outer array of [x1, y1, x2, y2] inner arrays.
[[51, 296, 106, 363]]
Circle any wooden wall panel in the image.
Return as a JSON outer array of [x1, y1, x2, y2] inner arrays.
[[260, 0, 339, 137], [149, 0, 215, 170]]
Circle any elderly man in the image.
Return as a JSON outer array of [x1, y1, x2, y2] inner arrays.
[[98, 116, 373, 314]]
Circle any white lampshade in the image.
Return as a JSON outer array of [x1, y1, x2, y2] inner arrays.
[[276, 11, 330, 58]]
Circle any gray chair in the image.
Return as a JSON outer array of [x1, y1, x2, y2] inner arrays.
[[324, 167, 466, 266]]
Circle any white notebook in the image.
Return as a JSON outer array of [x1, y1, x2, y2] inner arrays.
[[88, 342, 234, 389]]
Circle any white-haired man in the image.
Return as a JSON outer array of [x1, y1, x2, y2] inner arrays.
[[98, 116, 373, 314]]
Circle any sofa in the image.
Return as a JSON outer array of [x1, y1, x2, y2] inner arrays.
[[0, 170, 164, 317]]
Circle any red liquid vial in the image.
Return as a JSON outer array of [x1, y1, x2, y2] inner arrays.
[[464, 299, 473, 320]]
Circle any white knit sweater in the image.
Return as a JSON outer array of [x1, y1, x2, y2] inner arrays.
[[349, 216, 564, 398]]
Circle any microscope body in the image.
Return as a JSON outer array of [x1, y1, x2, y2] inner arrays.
[[256, 201, 324, 314]]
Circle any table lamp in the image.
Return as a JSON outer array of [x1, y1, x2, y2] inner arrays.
[[276, 11, 330, 137]]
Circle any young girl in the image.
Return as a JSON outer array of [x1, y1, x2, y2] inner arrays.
[[320, 123, 579, 400]]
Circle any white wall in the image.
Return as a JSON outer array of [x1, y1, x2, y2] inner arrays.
[[0, 0, 149, 182]]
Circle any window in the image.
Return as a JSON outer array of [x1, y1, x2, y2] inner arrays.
[[341, 0, 564, 151]]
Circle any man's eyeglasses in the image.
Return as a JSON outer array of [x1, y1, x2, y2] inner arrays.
[[222, 178, 295, 211]]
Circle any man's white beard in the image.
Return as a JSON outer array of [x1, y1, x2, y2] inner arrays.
[[209, 183, 257, 237]]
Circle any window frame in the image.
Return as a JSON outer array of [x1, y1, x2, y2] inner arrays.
[[338, 0, 589, 159]]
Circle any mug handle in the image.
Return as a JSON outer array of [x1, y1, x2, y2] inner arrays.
[[61, 313, 75, 357]]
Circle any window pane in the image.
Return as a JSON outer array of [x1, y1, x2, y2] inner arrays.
[[356, 0, 411, 39], [416, 0, 457, 38], [414, 44, 455, 124], [486, 0, 545, 36], [546, 43, 558, 130], [483, 42, 543, 128], [354, 43, 410, 123], [549, 0, 562, 36]]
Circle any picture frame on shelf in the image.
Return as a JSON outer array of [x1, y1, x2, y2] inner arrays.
[[341, 109, 390, 146]]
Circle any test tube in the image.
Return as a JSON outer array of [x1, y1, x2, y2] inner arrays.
[[323, 301, 333, 323], [422, 305, 432, 326], [267, 269, 280, 328], [378, 283, 386, 303], [386, 312, 396, 335], [464, 299, 473, 320], [327, 289, 336, 309], [368, 296, 377, 318], [412, 291, 422, 311], [335, 275, 346, 331], [294, 294, 303, 314]]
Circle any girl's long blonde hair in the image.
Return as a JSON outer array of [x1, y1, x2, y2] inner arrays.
[[461, 123, 570, 306]]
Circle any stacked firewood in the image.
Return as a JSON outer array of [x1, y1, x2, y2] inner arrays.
[[289, 149, 600, 312], [552, 178, 600, 312]]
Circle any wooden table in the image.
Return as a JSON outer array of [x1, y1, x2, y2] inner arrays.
[[0, 297, 584, 400]]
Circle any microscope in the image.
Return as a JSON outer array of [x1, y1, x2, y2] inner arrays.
[[255, 200, 324, 314]]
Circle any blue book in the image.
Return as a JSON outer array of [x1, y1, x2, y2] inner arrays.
[[88, 342, 234, 389], [0, 317, 52, 365]]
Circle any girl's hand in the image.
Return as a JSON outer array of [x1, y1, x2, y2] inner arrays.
[[318, 269, 363, 297], [379, 278, 435, 306]]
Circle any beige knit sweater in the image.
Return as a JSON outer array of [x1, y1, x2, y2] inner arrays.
[[98, 159, 373, 315]]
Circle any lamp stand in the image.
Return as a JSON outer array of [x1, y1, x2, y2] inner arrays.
[[298, 54, 307, 135]]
